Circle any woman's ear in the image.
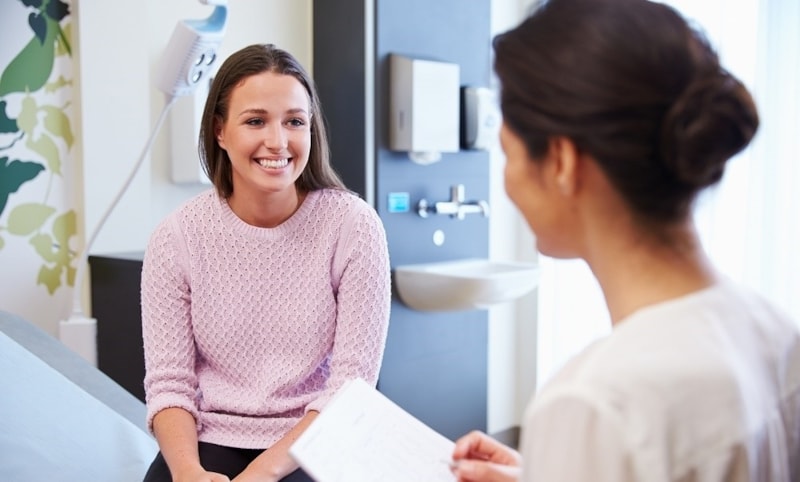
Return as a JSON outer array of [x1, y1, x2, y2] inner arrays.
[[215, 119, 226, 150], [550, 136, 580, 196]]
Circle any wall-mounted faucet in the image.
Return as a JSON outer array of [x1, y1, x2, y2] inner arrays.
[[417, 184, 490, 220]]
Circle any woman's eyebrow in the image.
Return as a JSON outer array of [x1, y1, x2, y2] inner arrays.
[[236, 107, 309, 116]]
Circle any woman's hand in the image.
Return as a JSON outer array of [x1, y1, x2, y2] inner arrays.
[[231, 470, 277, 482], [450, 430, 522, 482], [173, 469, 230, 482]]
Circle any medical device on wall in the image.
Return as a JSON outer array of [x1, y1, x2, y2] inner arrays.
[[60, 0, 229, 364], [157, 0, 227, 183], [156, 0, 228, 97]]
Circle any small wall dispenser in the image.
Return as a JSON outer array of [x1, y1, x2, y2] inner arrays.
[[389, 54, 460, 165]]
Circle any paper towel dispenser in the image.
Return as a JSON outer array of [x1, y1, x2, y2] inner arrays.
[[389, 54, 460, 164]]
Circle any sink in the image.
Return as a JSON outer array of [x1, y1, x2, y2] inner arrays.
[[394, 258, 540, 312]]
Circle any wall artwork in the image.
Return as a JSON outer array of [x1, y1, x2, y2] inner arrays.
[[0, 0, 77, 331]]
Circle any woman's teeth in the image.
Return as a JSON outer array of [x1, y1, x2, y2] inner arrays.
[[257, 158, 289, 169]]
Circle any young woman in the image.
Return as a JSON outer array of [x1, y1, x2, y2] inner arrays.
[[140, 44, 391, 482], [451, 0, 800, 481]]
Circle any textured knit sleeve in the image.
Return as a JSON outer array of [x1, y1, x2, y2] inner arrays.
[[140, 215, 200, 434], [305, 200, 391, 413]]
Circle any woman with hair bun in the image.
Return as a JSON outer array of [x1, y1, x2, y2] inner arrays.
[[450, 0, 800, 481]]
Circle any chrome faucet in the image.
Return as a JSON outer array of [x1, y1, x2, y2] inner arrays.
[[417, 184, 490, 220]]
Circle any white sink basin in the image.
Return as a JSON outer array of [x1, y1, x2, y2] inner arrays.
[[394, 258, 540, 312]]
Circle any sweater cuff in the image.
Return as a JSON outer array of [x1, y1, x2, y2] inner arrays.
[[146, 395, 201, 435]]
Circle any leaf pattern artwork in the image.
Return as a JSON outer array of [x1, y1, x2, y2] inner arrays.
[[0, 157, 45, 215], [0, 0, 77, 294], [0, 101, 18, 133], [32, 210, 77, 294]]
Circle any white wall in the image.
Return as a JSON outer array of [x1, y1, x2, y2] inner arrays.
[[487, 0, 542, 435], [73, 0, 531, 434]]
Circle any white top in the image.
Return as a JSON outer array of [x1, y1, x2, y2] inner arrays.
[[520, 280, 800, 481]]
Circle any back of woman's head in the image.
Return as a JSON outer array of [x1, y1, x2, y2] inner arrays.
[[200, 43, 344, 198], [493, 0, 759, 222]]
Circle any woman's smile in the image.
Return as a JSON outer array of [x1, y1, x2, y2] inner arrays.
[[256, 158, 290, 169]]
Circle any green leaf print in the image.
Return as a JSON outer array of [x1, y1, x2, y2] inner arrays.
[[0, 101, 19, 134], [31, 209, 77, 293], [28, 12, 47, 43], [52, 209, 77, 281], [16, 96, 37, 133], [7, 202, 55, 235], [30, 232, 57, 261], [44, 75, 70, 94], [55, 21, 72, 57], [16, 97, 63, 174], [42, 105, 73, 148], [20, 0, 45, 9], [0, 157, 45, 216], [0, 17, 58, 96], [36, 263, 61, 294], [26, 133, 61, 174], [46, 0, 71, 23]]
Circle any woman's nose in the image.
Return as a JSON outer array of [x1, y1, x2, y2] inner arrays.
[[262, 123, 287, 149]]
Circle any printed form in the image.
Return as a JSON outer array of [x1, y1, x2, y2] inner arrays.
[[289, 378, 457, 482]]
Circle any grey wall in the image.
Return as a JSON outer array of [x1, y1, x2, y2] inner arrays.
[[315, 0, 492, 440]]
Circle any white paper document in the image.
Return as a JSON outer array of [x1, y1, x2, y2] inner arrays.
[[289, 378, 457, 482]]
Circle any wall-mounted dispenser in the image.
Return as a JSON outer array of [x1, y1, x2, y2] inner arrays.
[[461, 86, 500, 151], [389, 54, 460, 165]]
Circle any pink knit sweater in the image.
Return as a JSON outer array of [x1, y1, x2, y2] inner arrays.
[[140, 188, 391, 449]]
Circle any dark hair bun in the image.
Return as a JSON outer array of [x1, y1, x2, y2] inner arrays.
[[660, 72, 759, 188]]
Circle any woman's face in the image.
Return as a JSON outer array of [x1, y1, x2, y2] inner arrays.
[[216, 71, 311, 200], [500, 122, 576, 258]]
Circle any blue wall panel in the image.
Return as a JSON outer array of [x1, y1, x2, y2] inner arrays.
[[315, 0, 492, 440]]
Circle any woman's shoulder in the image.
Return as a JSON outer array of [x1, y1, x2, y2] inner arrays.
[[175, 188, 219, 216], [533, 279, 800, 424], [158, 189, 217, 224], [149, 189, 218, 238], [312, 188, 379, 219]]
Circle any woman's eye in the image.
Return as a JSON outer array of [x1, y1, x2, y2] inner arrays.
[[246, 118, 264, 126], [287, 118, 306, 128]]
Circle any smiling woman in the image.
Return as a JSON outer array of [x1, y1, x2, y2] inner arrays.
[[140, 44, 392, 482]]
